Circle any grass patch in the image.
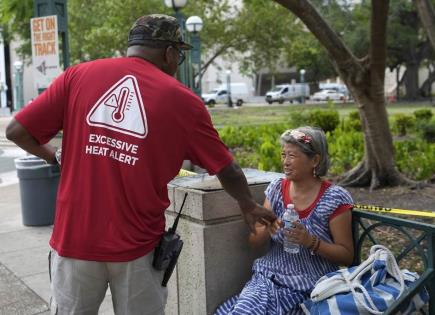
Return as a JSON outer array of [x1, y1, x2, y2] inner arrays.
[[209, 102, 435, 127]]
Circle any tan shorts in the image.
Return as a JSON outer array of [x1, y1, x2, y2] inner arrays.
[[49, 249, 167, 315]]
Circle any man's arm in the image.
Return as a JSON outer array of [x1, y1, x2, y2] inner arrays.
[[6, 118, 57, 164], [216, 161, 277, 231]]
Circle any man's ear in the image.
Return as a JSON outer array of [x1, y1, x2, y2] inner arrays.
[[163, 46, 175, 64]]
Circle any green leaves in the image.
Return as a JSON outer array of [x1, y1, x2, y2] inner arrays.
[[0, 0, 33, 57], [395, 139, 435, 180], [68, 0, 166, 63], [217, 108, 435, 181]]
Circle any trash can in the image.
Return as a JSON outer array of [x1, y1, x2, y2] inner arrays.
[[14, 156, 60, 226]]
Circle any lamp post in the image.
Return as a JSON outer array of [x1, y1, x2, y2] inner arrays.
[[0, 31, 8, 113], [300, 68, 306, 104], [164, 0, 188, 86], [13, 61, 24, 111], [226, 70, 233, 107], [34, 0, 69, 69], [186, 16, 203, 98]]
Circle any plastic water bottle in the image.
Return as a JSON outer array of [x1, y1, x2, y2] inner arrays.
[[282, 203, 300, 254]]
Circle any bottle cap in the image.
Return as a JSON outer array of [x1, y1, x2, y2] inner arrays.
[[287, 203, 294, 209]]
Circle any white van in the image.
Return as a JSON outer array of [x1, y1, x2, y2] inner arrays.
[[265, 83, 310, 104], [202, 83, 251, 106]]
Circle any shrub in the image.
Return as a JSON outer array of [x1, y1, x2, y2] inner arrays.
[[219, 126, 244, 148], [289, 108, 340, 133], [342, 110, 362, 131], [413, 109, 433, 122], [218, 123, 288, 172], [307, 108, 340, 133], [327, 128, 364, 175], [257, 140, 282, 172], [289, 110, 309, 128], [420, 121, 435, 143], [231, 148, 259, 169], [348, 110, 360, 121], [218, 121, 435, 181], [395, 139, 435, 180], [392, 113, 415, 136]]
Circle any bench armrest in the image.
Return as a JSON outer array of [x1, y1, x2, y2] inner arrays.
[[385, 268, 434, 315]]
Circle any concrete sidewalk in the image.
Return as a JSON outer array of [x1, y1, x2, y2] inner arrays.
[[0, 181, 117, 315], [0, 183, 52, 315], [0, 116, 114, 314]]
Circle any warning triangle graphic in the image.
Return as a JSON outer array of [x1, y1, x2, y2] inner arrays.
[[86, 75, 148, 138]]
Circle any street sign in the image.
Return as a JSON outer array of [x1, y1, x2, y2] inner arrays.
[[31, 15, 61, 90]]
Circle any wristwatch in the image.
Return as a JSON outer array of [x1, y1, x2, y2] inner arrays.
[[54, 148, 62, 165]]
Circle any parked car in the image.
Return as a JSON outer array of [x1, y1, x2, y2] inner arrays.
[[319, 83, 349, 96], [202, 83, 251, 106], [265, 83, 310, 104], [311, 89, 345, 101]]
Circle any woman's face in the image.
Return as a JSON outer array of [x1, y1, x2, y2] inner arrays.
[[281, 143, 318, 181]]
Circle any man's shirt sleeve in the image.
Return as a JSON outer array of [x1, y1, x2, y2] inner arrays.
[[185, 104, 233, 175], [14, 70, 69, 144]]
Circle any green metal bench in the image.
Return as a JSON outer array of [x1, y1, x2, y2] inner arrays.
[[352, 209, 435, 315]]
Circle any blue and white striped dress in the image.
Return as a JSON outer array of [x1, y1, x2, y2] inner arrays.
[[215, 178, 353, 315]]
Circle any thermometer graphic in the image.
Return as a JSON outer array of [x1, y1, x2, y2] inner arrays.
[[112, 87, 129, 123]]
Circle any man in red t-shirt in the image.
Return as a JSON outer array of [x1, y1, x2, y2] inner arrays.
[[6, 14, 276, 314]]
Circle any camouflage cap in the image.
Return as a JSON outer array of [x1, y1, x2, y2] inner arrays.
[[128, 14, 192, 50]]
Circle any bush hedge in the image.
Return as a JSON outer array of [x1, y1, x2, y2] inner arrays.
[[414, 109, 433, 122], [420, 120, 435, 143], [218, 108, 435, 180], [392, 113, 415, 136]]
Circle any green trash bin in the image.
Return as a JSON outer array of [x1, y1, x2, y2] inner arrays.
[[14, 156, 60, 226]]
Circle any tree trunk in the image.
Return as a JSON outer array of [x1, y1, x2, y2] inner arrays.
[[256, 72, 263, 96], [396, 65, 401, 101], [419, 64, 435, 97], [273, 0, 415, 189], [414, 0, 435, 52], [404, 61, 420, 100]]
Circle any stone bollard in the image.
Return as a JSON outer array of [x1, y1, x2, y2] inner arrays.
[[164, 169, 282, 315]]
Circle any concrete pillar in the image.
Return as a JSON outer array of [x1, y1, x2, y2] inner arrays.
[[164, 169, 282, 315]]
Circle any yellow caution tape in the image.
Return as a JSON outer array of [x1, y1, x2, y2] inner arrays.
[[354, 204, 435, 218], [177, 169, 197, 177], [175, 169, 434, 218]]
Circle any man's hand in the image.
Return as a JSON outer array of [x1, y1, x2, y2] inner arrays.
[[261, 218, 282, 237], [215, 162, 277, 232], [241, 203, 277, 233]]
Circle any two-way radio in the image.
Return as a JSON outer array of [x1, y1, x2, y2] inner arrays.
[[153, 192, 187, 287]]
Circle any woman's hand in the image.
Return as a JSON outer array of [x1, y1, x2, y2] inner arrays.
[[284, 221, 312, 248]]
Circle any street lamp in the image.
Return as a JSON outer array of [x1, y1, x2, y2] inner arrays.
[[164, 0, 188, 85], [300, 68, 306, 104], [226, 70, 233, 107], [186, 15, 203, 32], [164, 0, 187, 11], [13, 60, 24, 111], [0, 31, 8, 113], [186, 16, 203, 98]]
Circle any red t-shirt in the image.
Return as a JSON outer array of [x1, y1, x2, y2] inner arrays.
[[15, 57, 233, 262]]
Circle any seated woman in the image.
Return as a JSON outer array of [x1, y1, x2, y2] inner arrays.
[[214, 126, 354, 315]]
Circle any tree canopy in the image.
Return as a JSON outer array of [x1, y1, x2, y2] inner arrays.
[[2, 0, 435, 87]]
